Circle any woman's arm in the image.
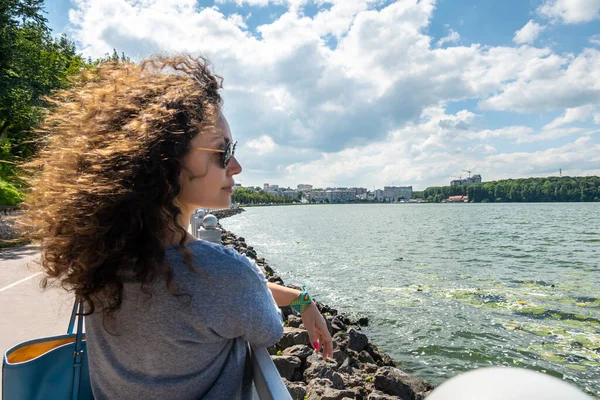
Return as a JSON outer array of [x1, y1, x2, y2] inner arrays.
[[267, 282, 301, 307], [266, 282, 334, 360]]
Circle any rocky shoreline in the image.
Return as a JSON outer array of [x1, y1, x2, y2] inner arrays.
[[212, 208, 433, 400], [0, 210, 28, 249]]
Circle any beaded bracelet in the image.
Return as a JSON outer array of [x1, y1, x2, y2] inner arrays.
[[290, 285, 313, 314]]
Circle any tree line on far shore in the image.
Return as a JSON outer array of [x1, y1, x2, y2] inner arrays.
[[231, 187, 299, 205], [232, 176, 600, 206], [423, 176, 600, 203]]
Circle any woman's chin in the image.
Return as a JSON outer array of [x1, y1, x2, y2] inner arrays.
[[198, 199, 231, 210]]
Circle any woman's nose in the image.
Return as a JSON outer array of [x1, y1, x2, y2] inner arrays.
[[227, 156, 242, 175]]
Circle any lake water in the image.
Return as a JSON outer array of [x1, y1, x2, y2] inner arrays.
[[220, 203, 600, 397]]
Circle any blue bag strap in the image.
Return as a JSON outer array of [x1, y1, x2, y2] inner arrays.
[[67, 298, 79, 335], [70, 298, 85, 400]]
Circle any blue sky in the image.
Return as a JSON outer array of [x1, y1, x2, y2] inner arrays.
[[43, 0, 600, 189]]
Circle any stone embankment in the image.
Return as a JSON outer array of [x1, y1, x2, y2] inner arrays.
[[0, 208, 22, 244], [215, 208, 433, 400]]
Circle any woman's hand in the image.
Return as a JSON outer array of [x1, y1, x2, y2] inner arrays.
[[301, 302, 334, 360]]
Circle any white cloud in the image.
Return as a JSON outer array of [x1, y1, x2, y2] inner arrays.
[[485, 137, 600, 177], [479, 49, 600, 113], [468, 144, 497, 155], [437, 28, 460, 47], [543, 105, 597, 130], [285, 122, 600, 188], [465, 126, 534, 141], [517, 127, 598, 143], [590, 34, 600, 46], [227, 13, 249, 29], [537, 0, 600, 24], [513, 20, 544, 44], [246, 135, 278, 155], [65, 0, 600, 188], [215, 0, 272, 7]]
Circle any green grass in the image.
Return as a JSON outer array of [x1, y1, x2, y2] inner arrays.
[[0, 178, 24, 206], [0, 237, 30, 250]]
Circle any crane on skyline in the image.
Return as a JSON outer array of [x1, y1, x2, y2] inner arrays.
[[463, 169, 472, 178]]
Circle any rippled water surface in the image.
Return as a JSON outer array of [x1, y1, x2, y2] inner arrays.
[[220, 203, 600, 396]]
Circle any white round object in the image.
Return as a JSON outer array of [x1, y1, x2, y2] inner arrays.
[[202, 214, 218, 229], [427, 367, 592, 400]]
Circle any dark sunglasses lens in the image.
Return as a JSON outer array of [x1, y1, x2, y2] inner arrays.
[[223, 142, 236, 168]]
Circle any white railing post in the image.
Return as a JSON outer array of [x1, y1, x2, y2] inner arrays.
[[198, 214, 221, 243], [190, 209, 206, 237]]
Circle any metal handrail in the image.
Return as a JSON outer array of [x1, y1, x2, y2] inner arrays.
[[249, 344, 292, 400], [191, 210, 291, 400]]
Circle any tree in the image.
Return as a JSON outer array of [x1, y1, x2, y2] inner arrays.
[[422, 177, 599, 203], [0, 0, 86, 180]]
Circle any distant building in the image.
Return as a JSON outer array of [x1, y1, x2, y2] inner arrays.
[[451, 174, 482, 186], [306, 189, 356, 203], [281, 190, 299, 199], [264, 183, 279, 192], [297, 184, 313, 191], [350, 187, 368, 195], [329, 190, 355, 202], [447, 195, 469, 203], [234, 183, 242, 188], [383, 186, 413, 201], [307, 190, 327, 203]]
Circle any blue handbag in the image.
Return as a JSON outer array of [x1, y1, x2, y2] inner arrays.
[[2, 299, 93, 400]]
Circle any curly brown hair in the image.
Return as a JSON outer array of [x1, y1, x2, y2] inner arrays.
[[18, 55, 223, 320]]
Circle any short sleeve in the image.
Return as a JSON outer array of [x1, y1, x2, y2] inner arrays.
[[205, 254, 284, 348]]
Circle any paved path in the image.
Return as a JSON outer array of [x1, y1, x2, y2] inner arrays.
[[0, 245, 73, 392]]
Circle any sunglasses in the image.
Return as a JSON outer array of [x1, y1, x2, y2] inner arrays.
[[193, 140, 237, 168]]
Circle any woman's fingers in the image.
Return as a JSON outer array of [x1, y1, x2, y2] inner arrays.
[[321, 331, 333, 360], [317, 318, 334, 360], [303, 315, 320, 352]]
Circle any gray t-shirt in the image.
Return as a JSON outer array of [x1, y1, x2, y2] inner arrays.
[[85, 240, 284, 400]]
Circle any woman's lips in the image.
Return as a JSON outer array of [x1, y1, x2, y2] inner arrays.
[[222, 187, 233, 193]]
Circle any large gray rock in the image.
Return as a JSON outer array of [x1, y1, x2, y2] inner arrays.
[[268, 275, 284, 284], [332, 349, 348, 366], [283, 344, 314, 363], [374, 367, 433, 399], [278, 327, 311, 349], [338, 356, 360, 374], [366, 343, 396, 367], [306, 379, 355, 400], [304, 363, 346, 389], [282, 378, 307, 400], [271, 355, 302, 381], [368, 390, 402, 400], [306, 353, 338, 370], [359, 350, 376, 364], [334, 331, 349, 350], [363, 363, 379, 373], [330, 316, 348, 333], [348, 328, 369, 352], [287, 315, 303, 328]]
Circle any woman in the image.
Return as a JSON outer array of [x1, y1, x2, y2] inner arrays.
[[20, 56, 333, 399]]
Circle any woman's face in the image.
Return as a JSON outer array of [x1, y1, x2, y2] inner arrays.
[[177, 112, 242, 211]]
